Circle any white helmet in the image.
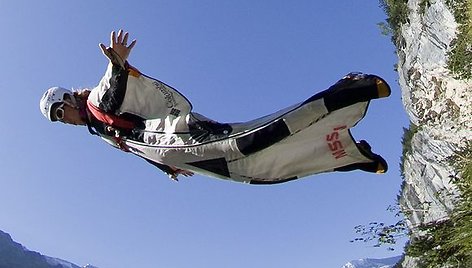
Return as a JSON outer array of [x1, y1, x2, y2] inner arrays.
[[39, 87, 75, 121]]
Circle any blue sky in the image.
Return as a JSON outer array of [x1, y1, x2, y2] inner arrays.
[[0, 1, 409, 267]]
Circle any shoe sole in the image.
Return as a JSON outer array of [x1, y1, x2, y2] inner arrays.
[[374, 75, 391, 99]]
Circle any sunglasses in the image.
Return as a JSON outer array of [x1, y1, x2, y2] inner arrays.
[[54, 103, 65, 121]]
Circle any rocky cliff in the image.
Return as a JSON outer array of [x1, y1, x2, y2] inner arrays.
[[394, 0, 472, 266]]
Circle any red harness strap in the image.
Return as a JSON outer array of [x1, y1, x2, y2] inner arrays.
[[86, 100, 136, 152], [86, 101, 135, 129]]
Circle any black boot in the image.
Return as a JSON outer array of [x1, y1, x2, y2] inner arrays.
[[334, 140, 388, 174], [323, 73, 391, 112]]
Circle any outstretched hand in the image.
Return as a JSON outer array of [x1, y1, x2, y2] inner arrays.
[[99, 29, 137, 62], [169, 167, 195, 181]]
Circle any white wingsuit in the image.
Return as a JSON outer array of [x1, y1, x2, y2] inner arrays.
[[86, 48, 390, 184]]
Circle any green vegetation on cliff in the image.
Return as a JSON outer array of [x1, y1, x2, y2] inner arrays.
[[446, 0, 472, 79], [379, 0, 472, 78], [406, 145, 472, 267]]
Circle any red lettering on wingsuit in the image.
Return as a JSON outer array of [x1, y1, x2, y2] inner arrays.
[[326, 125, 347, 159]]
